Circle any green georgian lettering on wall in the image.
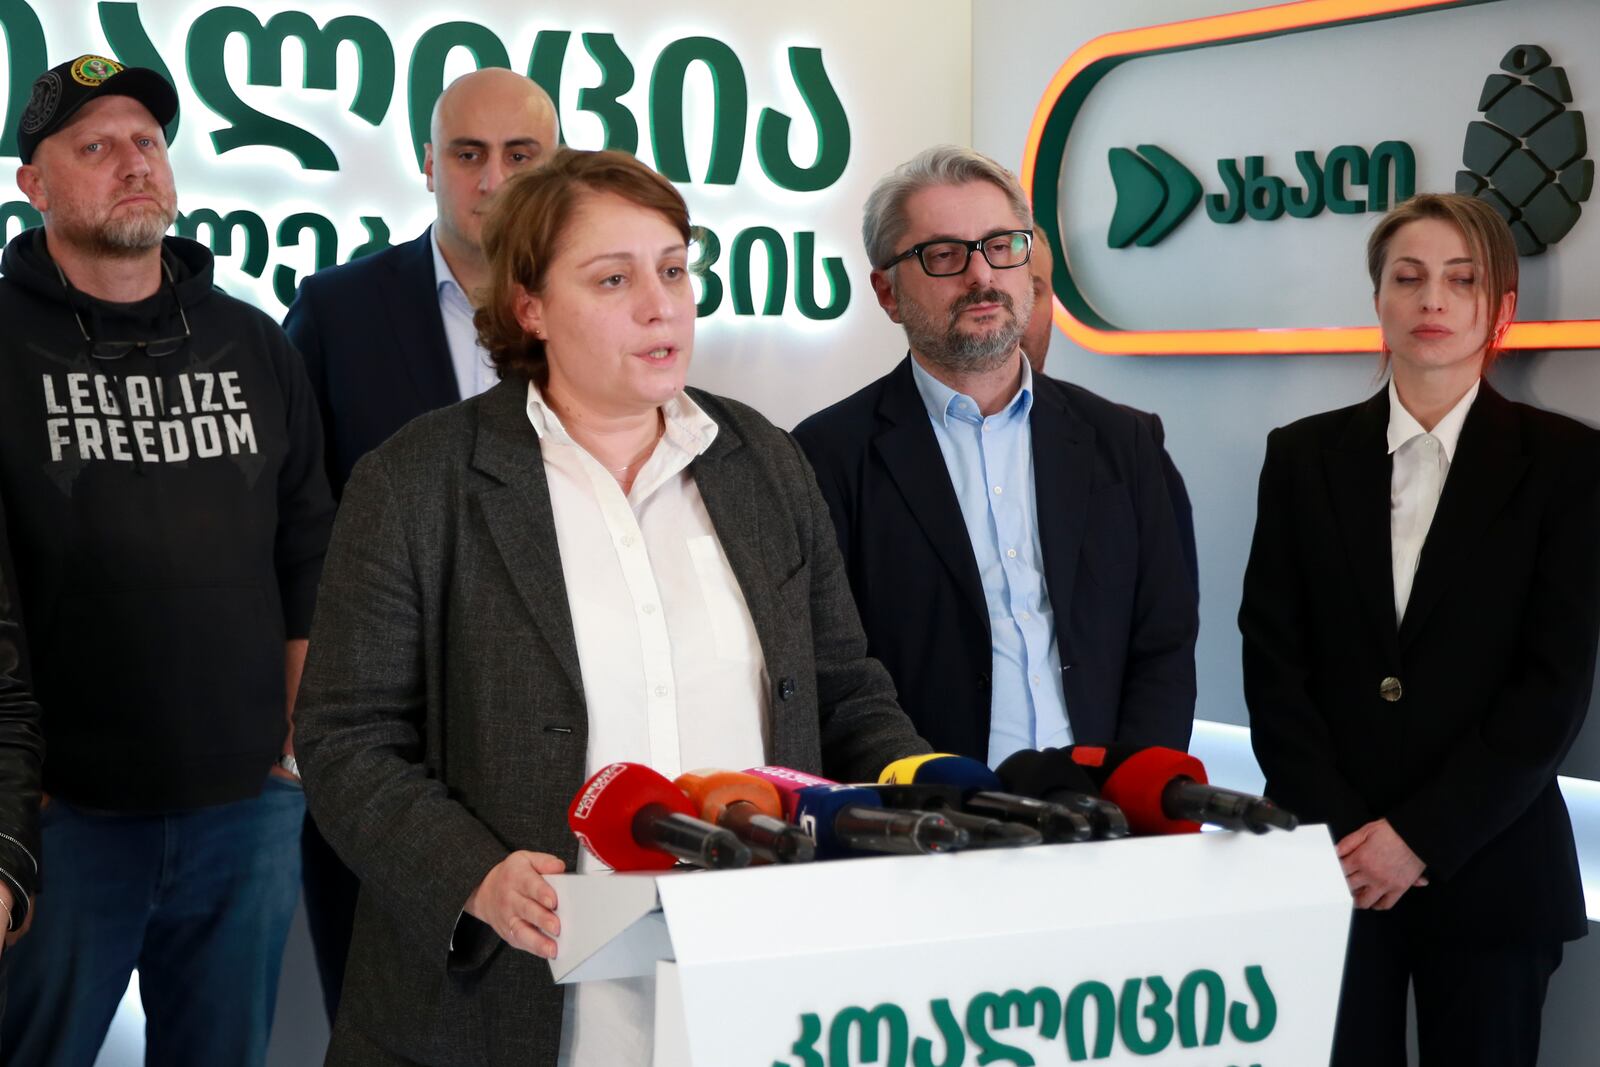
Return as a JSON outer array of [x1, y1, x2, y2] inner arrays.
[[0, 0, 46, 158], [650, 36, 746, 185], [405, 28, 634, 171], [695, 225, 849, 320], [579, 32, 639, 154], [758, 47, 851, 193], [176, 207, 268, 277], [1204, 143, 1416, 224], [731, 227, 787, 316], [272, 211, 338, 306], [1, 200, 42, 238], [186, 7, 393, 170]]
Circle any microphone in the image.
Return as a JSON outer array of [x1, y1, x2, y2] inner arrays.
[[674, 770, 816, 864], [867, 783, 1044, 847], [1064, 746, 1299, 835], [745, 767, 969, 859], [568, 762, 753, 870], [879, 753, 1094, 843], [994, 749, 1131, 840]]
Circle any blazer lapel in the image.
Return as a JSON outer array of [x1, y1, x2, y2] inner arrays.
[[469, 379, 584, 697], [1398, 383, 1529, 646], [1323, 390, 1402, 658], [382, 229, 461, 409], [1029, 379, 1094, 633], [871, 359, 987, 624], [688, 420, 785, 666]]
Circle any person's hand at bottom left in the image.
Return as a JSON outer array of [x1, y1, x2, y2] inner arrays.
[[465, 851, 568, 958]]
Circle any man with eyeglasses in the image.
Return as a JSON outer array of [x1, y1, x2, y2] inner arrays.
[[794, 145, 1197, 769], [0, 57, 333, 1065]]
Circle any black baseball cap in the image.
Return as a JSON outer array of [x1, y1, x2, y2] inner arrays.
[[17, 54, 178, 164]]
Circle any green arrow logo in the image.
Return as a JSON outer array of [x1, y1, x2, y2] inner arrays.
[[1107, 145, 1201, 247]]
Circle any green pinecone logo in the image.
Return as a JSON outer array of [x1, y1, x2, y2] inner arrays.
[[1459, 45, 1591, 255]]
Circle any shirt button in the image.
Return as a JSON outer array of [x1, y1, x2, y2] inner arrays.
[[621, 535, 635, 547], [992, 485, 1003, 495], [983, 423, 993, 433], [642, 603, 657, 615], [1019, 611, 1031, 622], [1031, 674, 1041, 686], [1006, 548, 1017, 559], [655, 684, 669, 698]]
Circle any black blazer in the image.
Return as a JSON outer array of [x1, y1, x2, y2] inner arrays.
[[283, 228, 459, 498], [1240, 382, 1600, 945], [794, 356, 1198, 759]]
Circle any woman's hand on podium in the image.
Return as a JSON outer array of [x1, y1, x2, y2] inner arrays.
[[1336, 818, 1428, 911], [465, 850, 567, 958]]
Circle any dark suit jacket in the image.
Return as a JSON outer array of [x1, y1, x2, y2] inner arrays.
[[1240, 382, 1599, 945], [1120, 405, 1199, 599], [793, 356, 1198, 760], [283, 228, 459, 498], [294, 378, 930, 1067]]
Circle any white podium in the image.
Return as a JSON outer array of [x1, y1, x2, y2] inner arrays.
[[548, 828, 1350, 1067]]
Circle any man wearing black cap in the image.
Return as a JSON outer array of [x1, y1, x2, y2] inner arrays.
[[0, 56, 334, 1065]]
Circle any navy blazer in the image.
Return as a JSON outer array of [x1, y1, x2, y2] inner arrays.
[[1240, 383, 1599, 945], [794, 356, 1198, 759], [284, 228, 459, 497]]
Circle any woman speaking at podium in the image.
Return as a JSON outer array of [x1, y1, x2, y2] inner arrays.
[[293, 148, 928, 1065], [1240, 193, 1600, 1066]]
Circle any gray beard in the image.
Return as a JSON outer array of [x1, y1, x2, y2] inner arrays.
[[899, 283, 1030, 376], [94, 207, 175, 255]]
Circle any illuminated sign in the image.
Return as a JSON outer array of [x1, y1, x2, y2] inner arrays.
[[1023, 0, 1600, 356], [0, 3, 857, 321]]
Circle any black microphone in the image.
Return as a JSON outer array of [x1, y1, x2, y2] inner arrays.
[[868, 783, 1045, 847], [995, 748, 1131, 839], [879, 753, 1094, 843]]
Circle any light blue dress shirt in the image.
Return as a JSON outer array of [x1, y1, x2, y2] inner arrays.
[[909, 357, 1072, 768], [430, 226, 498, 400]]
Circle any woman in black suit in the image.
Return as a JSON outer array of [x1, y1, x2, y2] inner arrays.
[[1240, 193, 1600, 1067]]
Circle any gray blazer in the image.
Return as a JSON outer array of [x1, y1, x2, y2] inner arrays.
[[295, 377, 930, 1066]]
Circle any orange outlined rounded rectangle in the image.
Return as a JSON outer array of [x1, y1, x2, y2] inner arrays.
[[1022, 0, 1600, 355]]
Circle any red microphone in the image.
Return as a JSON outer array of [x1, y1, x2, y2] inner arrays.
[[1065, 745, 1298, 835], [568, 762, 752, 870]]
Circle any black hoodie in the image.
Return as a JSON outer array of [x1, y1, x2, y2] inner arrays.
[[0, 230, 335, 811]]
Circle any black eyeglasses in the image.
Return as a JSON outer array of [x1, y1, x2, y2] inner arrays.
[[880, 229, 1033, 277], [54, 259, 191, 360]]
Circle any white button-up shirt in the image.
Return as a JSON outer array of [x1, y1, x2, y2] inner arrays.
[[527, 383, 769, 1067], [1388, 378, 1478, 623], [430, 226, 498, 400]]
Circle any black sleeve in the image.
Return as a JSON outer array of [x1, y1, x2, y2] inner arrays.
[[1240, 429, 1374, 838], [1111, 415, 1198, 750], [267, 320, 337, 638], [0, 488, 43, 929], [1143, 413, 1200, 601], [282, 277, 344, 501]]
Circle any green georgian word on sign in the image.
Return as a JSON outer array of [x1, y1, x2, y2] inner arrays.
[[1107, 141, 1417, 248], [774, 964, 1278, 1067]]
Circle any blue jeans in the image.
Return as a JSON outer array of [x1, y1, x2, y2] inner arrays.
[[1, 775, 304, 1067]]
